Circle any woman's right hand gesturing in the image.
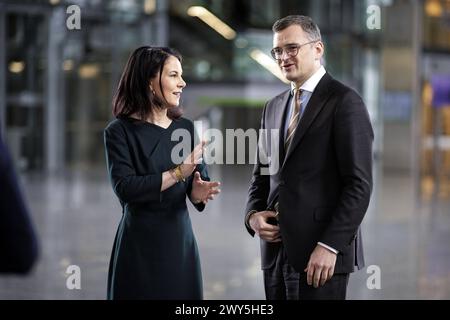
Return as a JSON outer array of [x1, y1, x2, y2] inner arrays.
[[179, 140, 206, 179]]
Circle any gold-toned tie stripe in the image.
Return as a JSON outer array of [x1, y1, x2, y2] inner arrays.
[[284, 88, 302, 151]]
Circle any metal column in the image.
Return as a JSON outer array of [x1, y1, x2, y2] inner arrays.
[[45, 7, 65, 172], [412, 0, 423, 207], [154, 0, 168, 46]]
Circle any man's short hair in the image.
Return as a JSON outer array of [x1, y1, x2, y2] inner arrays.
[[272, 15, 322, 41]]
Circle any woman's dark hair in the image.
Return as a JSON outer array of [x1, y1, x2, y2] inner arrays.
[[112, 46, 183, 121]]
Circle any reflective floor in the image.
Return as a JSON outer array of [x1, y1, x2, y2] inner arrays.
[[1, 162, 450, 299]]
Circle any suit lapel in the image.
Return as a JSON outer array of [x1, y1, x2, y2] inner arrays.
[[282, 73, 335, 168], [273, 90, 290, 161]]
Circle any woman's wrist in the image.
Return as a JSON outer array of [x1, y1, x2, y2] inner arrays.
[[179, 163, 194, 179], [173, 166, 185, 182], [169, 168, 179, 183]]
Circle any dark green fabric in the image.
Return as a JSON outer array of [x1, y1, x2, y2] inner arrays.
[[104, 117, 209, 300]]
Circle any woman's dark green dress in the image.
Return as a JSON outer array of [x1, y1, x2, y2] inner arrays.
[[104, 116, 209, 300]]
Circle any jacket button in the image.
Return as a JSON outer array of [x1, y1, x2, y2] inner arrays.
[[279, 180, 285, 186]]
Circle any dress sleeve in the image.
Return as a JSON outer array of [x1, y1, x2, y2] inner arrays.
[[104, 123, 163, 204]]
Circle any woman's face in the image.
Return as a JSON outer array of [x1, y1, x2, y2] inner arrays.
[[151, 55, 186, 108]]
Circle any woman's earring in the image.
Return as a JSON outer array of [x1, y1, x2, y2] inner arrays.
[[150, 86, 156, 95]]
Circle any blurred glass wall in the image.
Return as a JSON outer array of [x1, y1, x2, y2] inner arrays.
[[1, 0, 388, 172]]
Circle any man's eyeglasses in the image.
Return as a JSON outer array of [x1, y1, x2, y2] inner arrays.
[[270, 40, 319, 60]]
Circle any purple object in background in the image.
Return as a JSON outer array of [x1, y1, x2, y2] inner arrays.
[[431, 75, 450, 108]]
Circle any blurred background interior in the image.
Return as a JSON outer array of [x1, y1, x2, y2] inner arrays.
[[1, 0, 450, 299]]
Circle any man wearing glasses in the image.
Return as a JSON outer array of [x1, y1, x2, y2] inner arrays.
[[244, 15, 373, 300]]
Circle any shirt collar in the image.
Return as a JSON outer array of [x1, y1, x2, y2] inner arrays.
[[291, 65, 326, 95]]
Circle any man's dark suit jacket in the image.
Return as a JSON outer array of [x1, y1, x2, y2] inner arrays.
[[245, 72, 373, 274], [0, 133, 38, 274]]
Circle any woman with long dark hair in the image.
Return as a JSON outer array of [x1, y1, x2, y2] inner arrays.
[[104, 46, 220, 299]]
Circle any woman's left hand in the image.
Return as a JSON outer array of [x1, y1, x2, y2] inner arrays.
[[191, 172, 221, 204]]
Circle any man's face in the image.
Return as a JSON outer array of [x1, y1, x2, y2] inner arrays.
[[272, 24, 323, 85]]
